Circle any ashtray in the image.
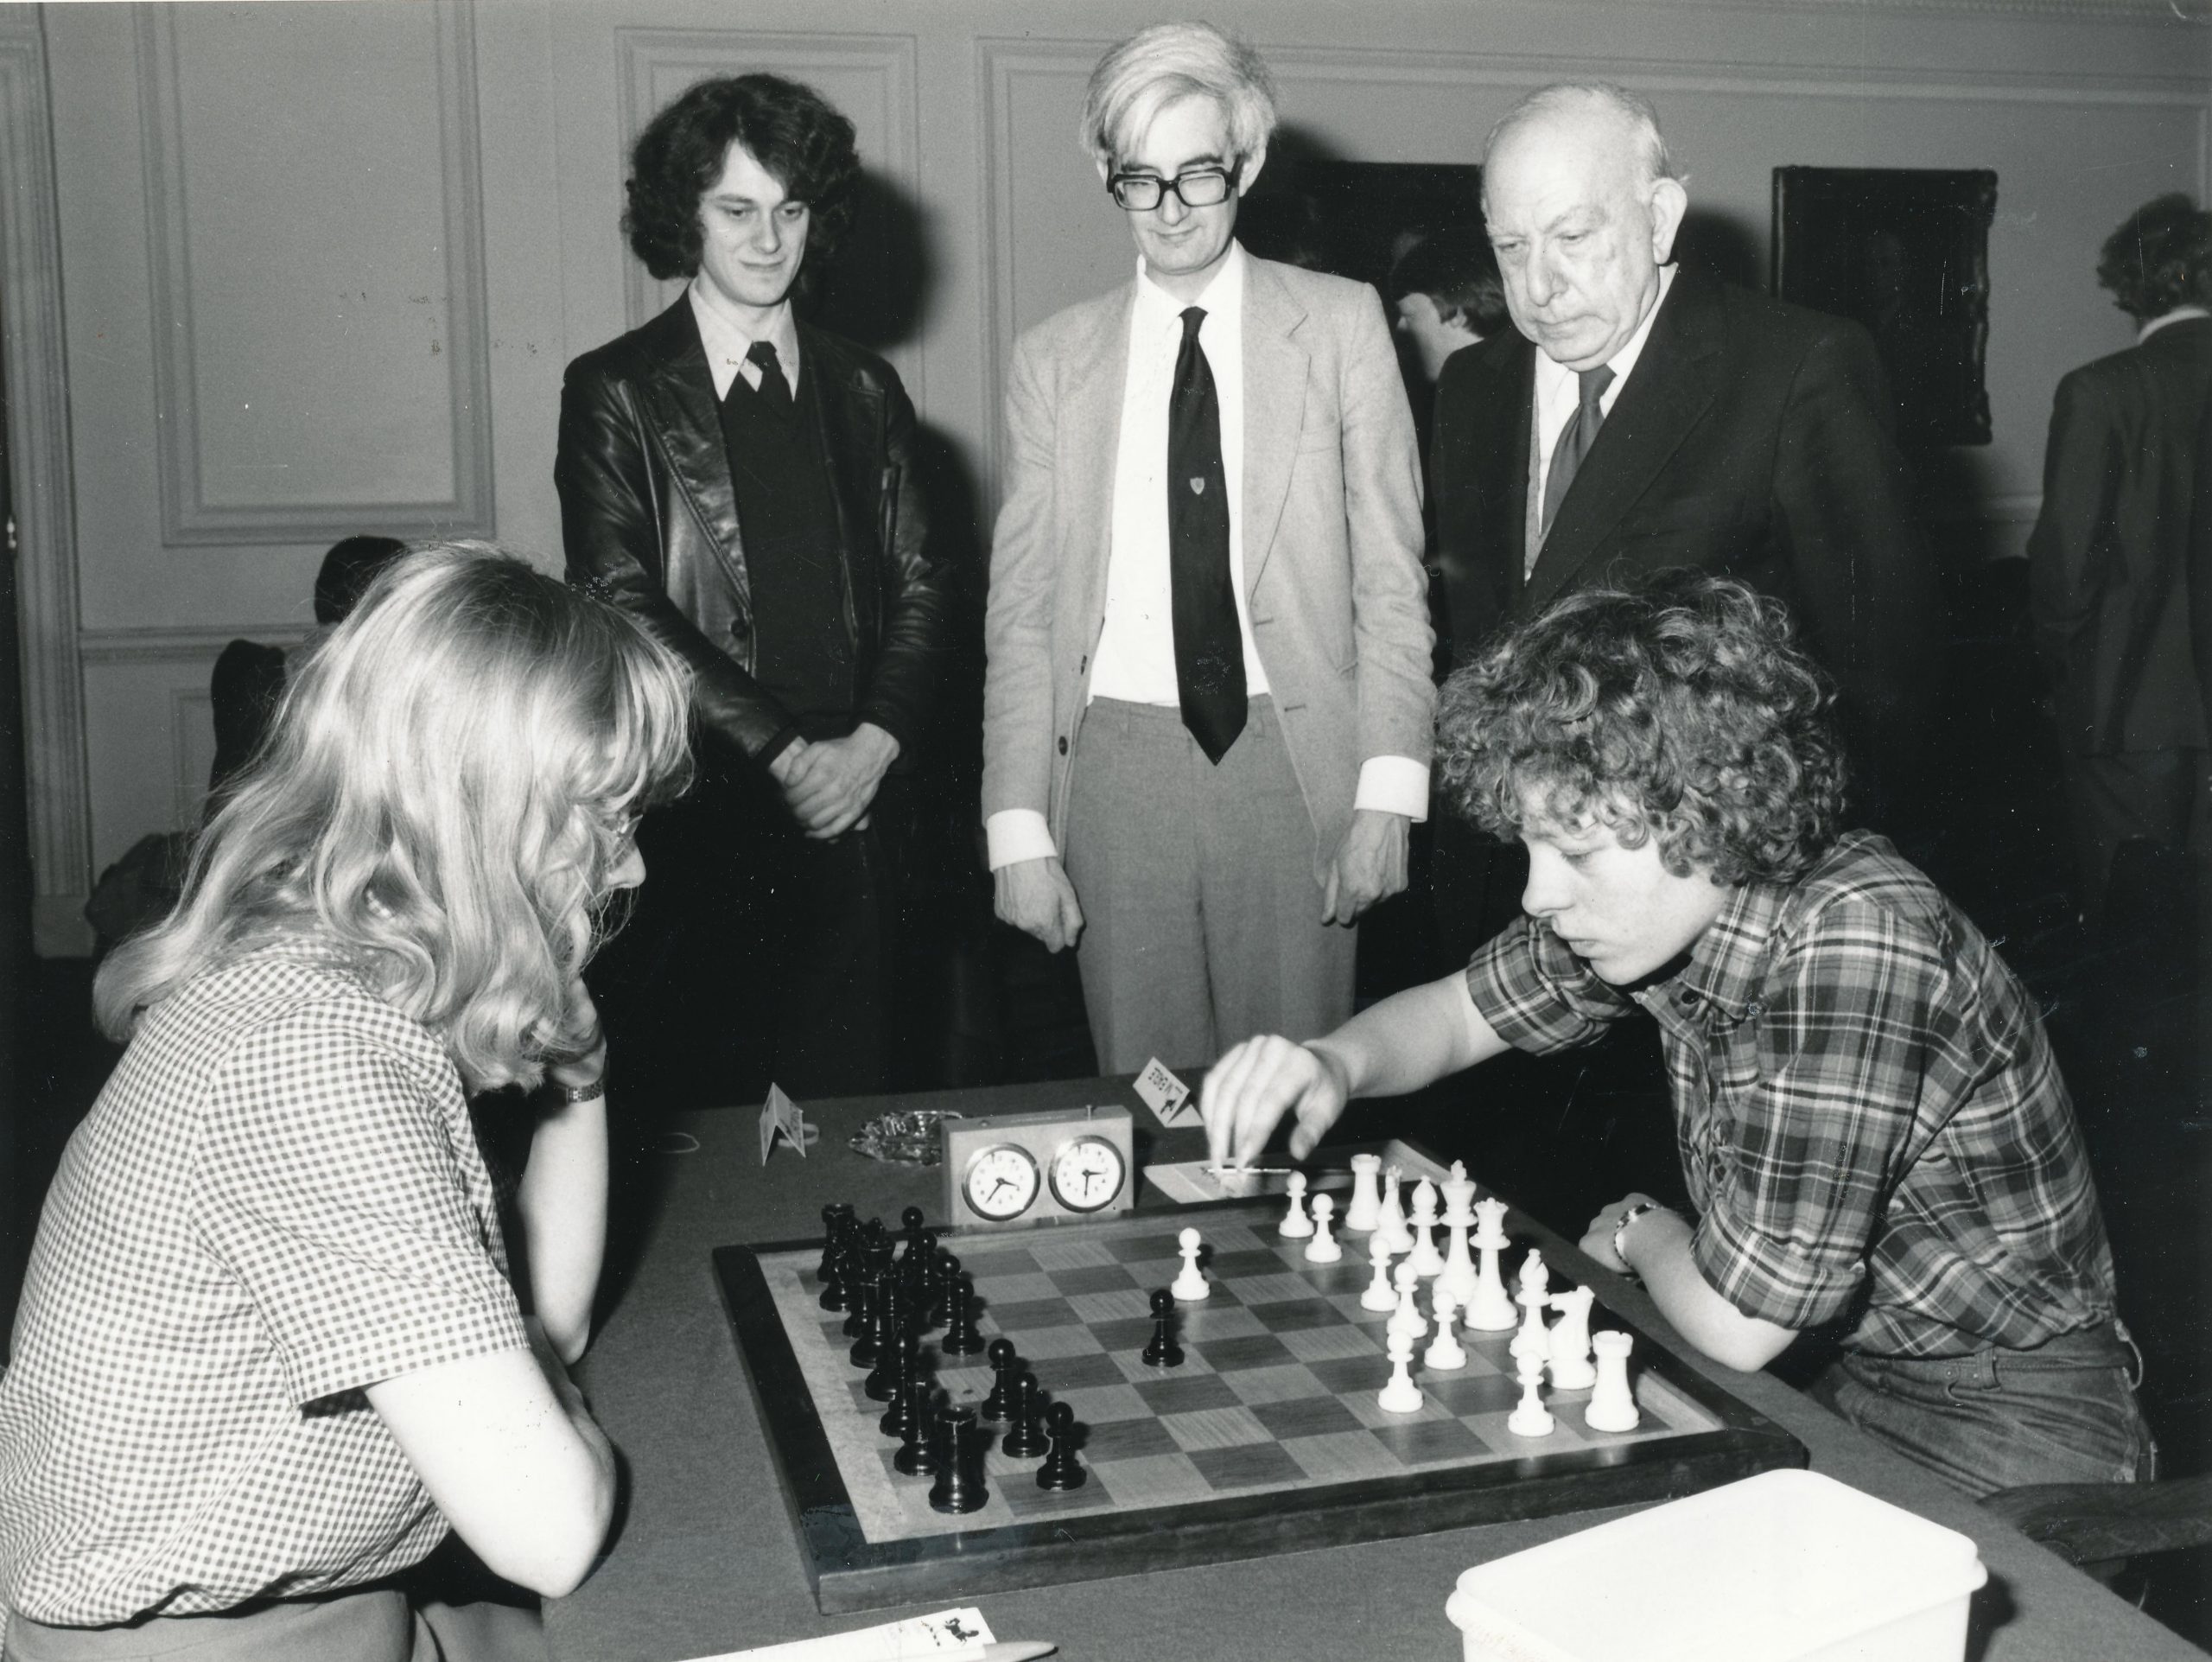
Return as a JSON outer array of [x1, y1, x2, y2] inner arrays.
[[849, 1108, 961, 1165]]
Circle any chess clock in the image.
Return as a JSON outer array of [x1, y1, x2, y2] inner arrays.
[[942, 1105, 1135, 1230]]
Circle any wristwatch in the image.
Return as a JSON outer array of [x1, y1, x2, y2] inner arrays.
[[555, 1077, 606, 1105], [1611, 1200, 1663, 1270]]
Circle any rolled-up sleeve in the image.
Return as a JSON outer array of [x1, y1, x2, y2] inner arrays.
[[1464, 918, 1634, 1054]]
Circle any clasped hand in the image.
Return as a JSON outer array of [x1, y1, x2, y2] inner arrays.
[[770, 723, 899, 839]]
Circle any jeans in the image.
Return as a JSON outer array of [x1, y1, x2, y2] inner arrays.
[[1808, 1321, 2156, 1500]]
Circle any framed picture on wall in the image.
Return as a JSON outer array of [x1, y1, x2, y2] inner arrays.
[[1771, 166, 1998, 449]]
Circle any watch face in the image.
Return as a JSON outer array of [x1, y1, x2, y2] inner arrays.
[[962, 1143, 1041, 1220], [1049, 1135, 1128, 1213]]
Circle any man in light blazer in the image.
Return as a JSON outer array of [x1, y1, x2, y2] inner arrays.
[[982, 22, 1434, 1073]]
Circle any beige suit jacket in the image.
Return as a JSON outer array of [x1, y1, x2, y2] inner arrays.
[[982, 253, 1434, 871]]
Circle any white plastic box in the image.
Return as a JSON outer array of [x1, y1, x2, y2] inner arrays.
[[1445, 1468, 1989, 1662]]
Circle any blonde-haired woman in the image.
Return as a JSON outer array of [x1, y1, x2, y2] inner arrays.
[[0, 544, 692, 1661]]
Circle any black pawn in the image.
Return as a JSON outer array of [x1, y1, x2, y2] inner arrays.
[[1036, 1402, 1087, 1491], [1000, 1372, 1047, 1459], [851, 1278, 897, 1370], [980, 1337, 1019, 1419], [893, 1385, 940, 1476], [878, 1340, 924, 1436], [1141, 1288, 1184, 1368], [927, 1406, 989, 1514], [867, 1326, 915, 1405], [842, 1270, 874, 1339], [939, 1269, 985, 1355]]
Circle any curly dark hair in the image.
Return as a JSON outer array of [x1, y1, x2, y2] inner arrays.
[[623, 74, 861, 283], [1389, 225, 1510, 338], [1435, 572, 1847, 886], [2095, 193, 2212, 322]]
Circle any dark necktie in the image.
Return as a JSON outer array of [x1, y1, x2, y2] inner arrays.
[[746, 339, 794, 417], [1166, 306, 1245, 764], [1540, 364, 1616, 538]]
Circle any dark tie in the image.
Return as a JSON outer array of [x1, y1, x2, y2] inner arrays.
[[745, 339, 794, 417], [1167, 306, 1245, 764], [1540, 364, 1616, 538]]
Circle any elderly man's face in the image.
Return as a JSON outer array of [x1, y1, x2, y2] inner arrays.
[[1106, 94, 1263, 302], [1482, 109, 1686, 372]]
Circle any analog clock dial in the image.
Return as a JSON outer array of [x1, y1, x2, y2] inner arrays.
[[962, 1144, 1041, 1220], [1048, 1135, 1128, 1213]]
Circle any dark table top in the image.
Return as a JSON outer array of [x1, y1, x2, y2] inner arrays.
[[551, 1076, 2202, 1662]]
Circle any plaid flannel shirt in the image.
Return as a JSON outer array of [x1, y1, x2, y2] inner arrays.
[[1466, 831, 2120, 1358], [0, 942, 527, 1626]]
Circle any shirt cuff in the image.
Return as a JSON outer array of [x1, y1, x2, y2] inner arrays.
[[986, 809, 1058, 871], [1354, 755, 1429, 822]]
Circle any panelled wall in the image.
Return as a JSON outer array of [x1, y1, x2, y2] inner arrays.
[[6, 0, 2208, 952]]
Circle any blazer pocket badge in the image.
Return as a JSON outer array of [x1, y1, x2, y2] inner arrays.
[[1189, 476, 1206, 495]]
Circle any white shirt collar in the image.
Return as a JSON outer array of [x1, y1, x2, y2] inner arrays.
[[687, 277, 801, 399], [1535, 263, 1677, 409], [1135, 239, 1248, 333], [2140, 304, 2210, 344]]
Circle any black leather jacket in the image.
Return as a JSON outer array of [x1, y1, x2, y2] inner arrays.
[[556, 299, 949, 765]]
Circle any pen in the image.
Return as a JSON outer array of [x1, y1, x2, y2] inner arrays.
[[936, 1645, 1058, 1662], [1204, 1165, 1349, 1178]]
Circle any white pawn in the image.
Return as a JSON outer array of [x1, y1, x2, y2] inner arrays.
[[1343, 1151, 1383, 1233], [1425, 1291, 1468, 1371], [1465, 1198, 1516, 1331], [1407, 1179, 1446, 1278], [1277, 1171, 1314, 1239], [1377, 1329, 1424, 1414], [1173, 1226, 1210, 1301], [1302, 1192, 1342, 1264], [1510, 1251, 1552, 1363], [1359, 1231, 1398, 1312], [1386, 1260, 1427, 1340], [1375, 1167, 1414, 1255], [1507, 1353, 1554, 1436], [1547, 1285, 1598, 1390], [1585, 1331, 1640, 1432]]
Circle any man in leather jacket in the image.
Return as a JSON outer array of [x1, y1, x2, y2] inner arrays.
[[556, 73, 952, 1104]]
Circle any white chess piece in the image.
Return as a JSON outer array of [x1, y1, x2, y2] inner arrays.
[[1547, 1285, 1598, 1390], [1407, 1179, 1446, 1278], [1585, 1331, 1640, 1432], [1510, 1251, 1552, 1363], [1376, 1167, 1414, 1255], [1302, 1192, 1342, 1264], [1386, 1260, 1427, 1340], [1377, 1328, 1424, 1414], [1507, 1353, 1554, 1436], [1359, 1231, 1398, 1312], [1277, 1171, 1314, 1239], [1343, 1151, 1383, 1233], [1465, 1197, 1516, 1331], [1172, 1226, 1210, 1301], [1425, 1291, 1468, 1371]]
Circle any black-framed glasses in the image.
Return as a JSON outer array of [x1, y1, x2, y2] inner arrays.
[[1107, 162, 1240, 212]]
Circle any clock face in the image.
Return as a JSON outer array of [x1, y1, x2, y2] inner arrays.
[[1048, 1135, 1128, 1213], [962, 1143, 1041, 1220]]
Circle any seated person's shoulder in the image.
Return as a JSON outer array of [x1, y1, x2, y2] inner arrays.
[[190, 946, 458, 1105], [1766, 831, 1959, 966]]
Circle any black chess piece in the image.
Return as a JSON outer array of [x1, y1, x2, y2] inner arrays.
[[878, 1338, 924, 1436], [897, 1206, 927, 1283], [866, 1326, 915, 1404], [926, 1406, 989, 1514], [817, 1211, 854, 1312], [980, 1338, 1019, 1419], [1141, 1288, 1184, 1368], [851, 1278, 897, 1370], [999, 1372, 1047, 1459], [893, 1385, 940, 1476], [1035, 1402, 1087, 1491], [842, 1268, 874, 1339], [939, 1268, 985, 1355], [817, 1202, 852, 1282]]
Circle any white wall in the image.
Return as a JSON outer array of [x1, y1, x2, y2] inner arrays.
[[8, 0, 2208, 952]]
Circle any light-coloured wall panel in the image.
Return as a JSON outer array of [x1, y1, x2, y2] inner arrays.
[[136, 0, 493, 544]]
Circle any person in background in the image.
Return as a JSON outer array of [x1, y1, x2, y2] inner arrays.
[[558, 73, 953, 1106], [1202, 573, 2153, 1502], [982, 22, 1433, 1072], [1389, 224, 1510, 393], [0, 545, 693, 1659]]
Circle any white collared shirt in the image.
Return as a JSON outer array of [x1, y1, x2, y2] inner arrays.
[[2140, 304, 2210, 344], [689, 278, 801, 399], [1529, 264, 1679, 561]]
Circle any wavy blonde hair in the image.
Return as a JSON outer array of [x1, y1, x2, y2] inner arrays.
[[95, 543, 694, 1091]]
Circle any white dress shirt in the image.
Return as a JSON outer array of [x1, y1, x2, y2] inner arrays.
[[689, 278, 801, 399], [2140, 304, 2209, 344], [1529, 264, 1678, 564]]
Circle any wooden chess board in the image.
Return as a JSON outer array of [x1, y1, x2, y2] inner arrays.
[[714, 1193, 1804, 1612]]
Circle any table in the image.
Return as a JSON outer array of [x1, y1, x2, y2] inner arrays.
[[552, 1077, 2205, 1662]]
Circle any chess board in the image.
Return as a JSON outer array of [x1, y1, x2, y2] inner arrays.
[[714, 1193, 1804, 1612]]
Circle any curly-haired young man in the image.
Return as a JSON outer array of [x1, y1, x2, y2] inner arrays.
[[557, 74, 953, 1105], [1202, 572, 2152, 1500]]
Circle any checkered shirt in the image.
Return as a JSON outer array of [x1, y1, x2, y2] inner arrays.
[[0, 941, 527, 1625], [1465, 831, 2120, 1358]]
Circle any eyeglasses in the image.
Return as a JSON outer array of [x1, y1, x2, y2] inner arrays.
[[1107, 162, 1240, 213]]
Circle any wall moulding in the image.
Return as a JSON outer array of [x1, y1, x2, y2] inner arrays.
[[134, 0, 495, 546]]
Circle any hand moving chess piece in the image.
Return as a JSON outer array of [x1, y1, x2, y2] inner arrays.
[[1278, 1171, 1315, 1239], [1585, 1331, 1640, 1432], [1172, 1226, 1210, 1300], [1303, 1192, 1342, 1263], [1141, 1288, 1184, 1368], [1344, 1151, 1383, 1232], [1036, 1401, 1087, 1491]]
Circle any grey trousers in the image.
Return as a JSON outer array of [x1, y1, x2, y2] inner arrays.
[[1063, 697, 1357, 1073]]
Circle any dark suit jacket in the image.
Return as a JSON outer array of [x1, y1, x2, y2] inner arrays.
[[556, 298, 951, 768], [2030, 315, 2212, 758], [1431, 269, 1942, 772]]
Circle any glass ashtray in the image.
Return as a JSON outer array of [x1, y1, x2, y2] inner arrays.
[[849, 1108, 960, 1165]]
